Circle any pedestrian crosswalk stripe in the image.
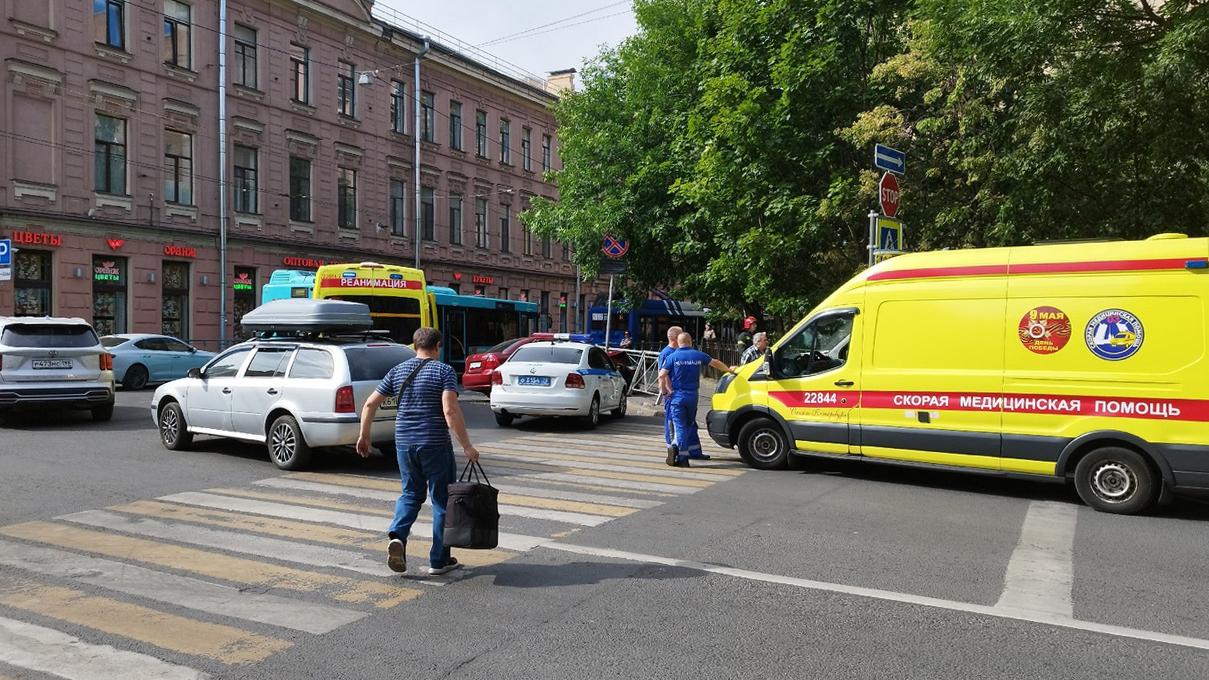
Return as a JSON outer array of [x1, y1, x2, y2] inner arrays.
[[60, 510, 398, 578], [486, 482, 663, 509], [0, 538, 368, 635], [319, 470, 678, 499], [273, 474, 636, 517], [0, 615, 209, 680], [160, 492, 549, 551], [474, 448, 732, 482], [471, 458, 714, 488], [0, 576, 292, 665], [109, 500, 514, 568], [0, 521, 421, 608], [521, 471, 698, 494], [482, 439, 746, 474]]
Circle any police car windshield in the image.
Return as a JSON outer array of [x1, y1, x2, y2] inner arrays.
[[511, 346, 583, 364]]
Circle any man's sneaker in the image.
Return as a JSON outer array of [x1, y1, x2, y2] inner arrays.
[[428, 557, 462, 576], [673, 457, 691, 468], [387, 538, 406, 573], [665, 445, 679, 467]]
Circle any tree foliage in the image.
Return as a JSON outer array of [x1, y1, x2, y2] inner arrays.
[[525, 0, 1209, 320]]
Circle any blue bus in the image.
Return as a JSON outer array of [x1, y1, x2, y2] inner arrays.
[[588, 296, 707, 349], [262, 270, 315, 304], [429, 286, 539, 373]]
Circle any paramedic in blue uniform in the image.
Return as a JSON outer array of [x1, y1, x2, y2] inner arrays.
[[657, 325, 683, 449], [659, 332, 733, 468]]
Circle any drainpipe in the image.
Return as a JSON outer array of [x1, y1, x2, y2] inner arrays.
[[217, 0, 229, 348], [413, 37, 430, 269]]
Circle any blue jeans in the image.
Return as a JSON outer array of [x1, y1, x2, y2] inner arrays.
[[667, 392, 703, 460], [389, 441, 456, 567]]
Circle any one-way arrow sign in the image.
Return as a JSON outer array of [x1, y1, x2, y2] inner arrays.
[[874, 144, 906, 175]]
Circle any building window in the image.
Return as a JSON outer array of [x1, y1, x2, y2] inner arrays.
[[475, 110, 487, 157], [522, 127, 532, 171], [288, 156, 311, 222], [164, 129, 193, 205], [233, 266, 256, 331], [540, 291, 551, 331], [562, 241, 570, 260], [499, 212, 511, 253], [390, 179, 406, 237], [520, 289, 529, 302], [233, 145, 257, 213], [390, 81, 406, 133], [449, 101, 463, 151], [94, 114, 126, 195], [162, 261, 190, 339], [559, 291, 568, 331], [92, 256, 127, 336], [542, 235, 552, 259], [449, 193, 463, 245], [523, 225, 532, 256], [13, 250, 52, 316], [421, 187, 435, 241], [421, 91, 435, 142], [474, 198, 488, 248], [498, 287, 509, 300], [93, 0, 124, 49], [337, 168, 357, 229], [233, 24, 257, 88], [448, 282, 460, 294], [163, 0, 191, 69], [290, 44, 310, 104], [499, 119, 511, 165], [542, 134, 553, 172], [337, 61, 355, 117]]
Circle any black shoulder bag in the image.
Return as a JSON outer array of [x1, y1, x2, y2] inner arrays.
[[394, 358, 433, 402], [444, 461, 500, 550]]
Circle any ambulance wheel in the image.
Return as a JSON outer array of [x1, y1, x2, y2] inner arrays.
[[738, 418, 788, 470], [1073, 446, 1158, 514]]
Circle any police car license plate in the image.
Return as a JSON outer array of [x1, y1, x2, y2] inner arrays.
[[469, 361, 482, 370], [32, 359, 72, 369], [518, 376, 550, 386], [382, 395, 398, 409]]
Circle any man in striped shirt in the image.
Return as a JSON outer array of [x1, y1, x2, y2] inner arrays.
[[357, 327, 480, 576]]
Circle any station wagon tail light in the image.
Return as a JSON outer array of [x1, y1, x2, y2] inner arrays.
[[335, 385, 356, 413], [565, 372, 585, 389], [491, 372, 503, 386], [100, 353, 113, 371]]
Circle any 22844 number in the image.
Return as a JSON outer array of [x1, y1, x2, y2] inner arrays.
[[802, 392, 840, 406]]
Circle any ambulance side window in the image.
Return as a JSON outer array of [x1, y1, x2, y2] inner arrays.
[[775, 312, 855, 378]]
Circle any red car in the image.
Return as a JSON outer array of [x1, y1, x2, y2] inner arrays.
[[463, 334, 636, 395]]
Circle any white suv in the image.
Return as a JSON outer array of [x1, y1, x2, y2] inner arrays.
[[0, 317, 115, 421], [152, 337, 414, 469]]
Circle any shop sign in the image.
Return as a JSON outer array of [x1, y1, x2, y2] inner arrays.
[[232, 271, 255, 292], [11, 230, 63, 247], [282, 256, 327, 269], [93, 260, 122, 283], [107, 239, 124, 251], [471, 274, 494, 285], [164, 244, 196, 258]]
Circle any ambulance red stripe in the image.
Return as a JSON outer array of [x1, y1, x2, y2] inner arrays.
[[867, 258, 1195, 282]]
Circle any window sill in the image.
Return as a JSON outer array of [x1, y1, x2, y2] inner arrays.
[[499, 161, 514, 168], [94, 193, 132, 211], [13, 180, 57, 202], [391, 129, 411, 139], [289, 220, 314, 233], [289, 100, 316, 115], [11, 20, 57, 43], [232, 84, 264, 101], [164, 204, 198, 219], [93, 43, 131, 64], [234, 213, 262, 229], [337, 228, 360, 240], [162, 63, 198, 82], [421, 140, 439, 150], [449, 148, 466, 157], [337, 115, 361, 129]]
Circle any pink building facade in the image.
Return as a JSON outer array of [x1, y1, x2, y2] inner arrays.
[[0, 0, 594, 348]]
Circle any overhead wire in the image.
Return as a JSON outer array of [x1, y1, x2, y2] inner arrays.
[[476, 0, 631, 47]]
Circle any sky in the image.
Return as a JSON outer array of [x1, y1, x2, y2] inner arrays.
[[374, 0, 639, 87]]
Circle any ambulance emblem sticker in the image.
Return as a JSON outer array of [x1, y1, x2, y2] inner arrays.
[[1085, 309, 1144, 361], [1018, 306, 1071, 355]]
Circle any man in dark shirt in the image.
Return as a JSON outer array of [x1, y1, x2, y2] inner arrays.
[[357, 327, 480, 576]]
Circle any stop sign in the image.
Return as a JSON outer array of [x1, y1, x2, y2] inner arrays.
[[879, 172, 900, 218]]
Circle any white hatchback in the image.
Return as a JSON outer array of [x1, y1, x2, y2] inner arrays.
[[489, 341, 627, 427]]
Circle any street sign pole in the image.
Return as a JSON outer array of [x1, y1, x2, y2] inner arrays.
[[603, 274, 614, 350], [867, 211, 878, 266]]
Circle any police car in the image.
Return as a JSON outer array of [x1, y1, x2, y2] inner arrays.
[[489, 335, 627, 427]]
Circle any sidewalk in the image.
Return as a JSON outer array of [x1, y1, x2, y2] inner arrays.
[[628, 377, 717, 418]]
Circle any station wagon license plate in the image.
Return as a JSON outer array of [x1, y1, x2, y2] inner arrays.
[[32, 359, 72, 370], [382, 395, 399, 409], [517, 376, 550, 387]]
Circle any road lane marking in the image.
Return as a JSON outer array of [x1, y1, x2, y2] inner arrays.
[[160, 492, 548, 551], [487, 483, 663, 508], [471, 459, 713, 488], [0, 616, 209, 680], [0, 521, 420, 608], [0, 538, 367, 634], [544, 542, 1209, 653], [468, 452, 723, 484], [476, 444, 744, 477], [60, 510, 397, 578], [259, 477, 632, 521], [525, 471, 698, 494], [109, 499, 515, 567], [0, 577, 291, 665], [502, 435, 741, 463], [995, 500, 1077, 617]]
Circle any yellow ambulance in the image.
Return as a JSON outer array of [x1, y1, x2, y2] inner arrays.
[[706, 234, 1209, 514]]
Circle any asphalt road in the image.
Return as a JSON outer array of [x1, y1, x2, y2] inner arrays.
[[1, 390, 1208, 679]]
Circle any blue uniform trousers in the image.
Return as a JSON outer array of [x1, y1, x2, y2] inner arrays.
[[666, 391, 703, 460]]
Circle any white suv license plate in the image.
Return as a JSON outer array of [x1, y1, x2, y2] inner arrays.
[[517, 376, 550, 387], [382, 395, 399, 409], [32, 359, 73, 370]]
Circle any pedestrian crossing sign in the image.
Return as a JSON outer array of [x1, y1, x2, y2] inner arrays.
[[874, 217, 904, 262]]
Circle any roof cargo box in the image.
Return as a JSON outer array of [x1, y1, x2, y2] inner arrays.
[[240, 299, 372, 332]]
